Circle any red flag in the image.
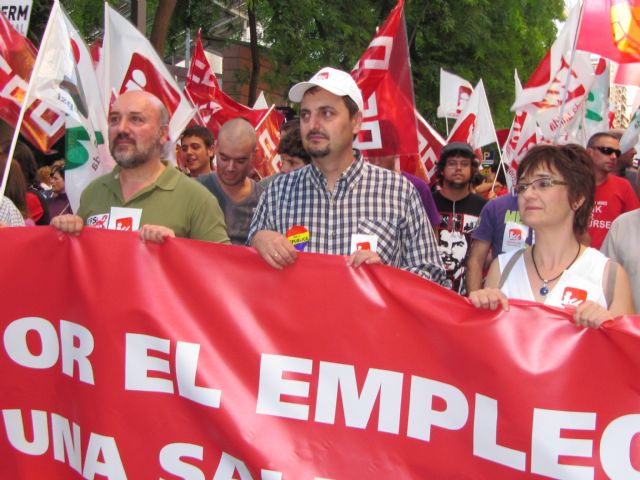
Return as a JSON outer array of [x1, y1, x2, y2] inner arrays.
[[185, 33, 284, 177], [351, 0, 419, 159], [186, 32, 267, 137], [415, 111, 445, 185], [0, 13, 64, 153], [578, 0, 640, 64], [253, 105, 285, 178]]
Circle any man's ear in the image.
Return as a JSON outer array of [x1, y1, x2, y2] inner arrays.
[[351, 110, 363, 136], [159, 125, 170, 145]]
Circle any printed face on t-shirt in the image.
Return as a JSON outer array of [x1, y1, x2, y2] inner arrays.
[[438, 229, 467, 273]]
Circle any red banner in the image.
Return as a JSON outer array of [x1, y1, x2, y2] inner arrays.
[[1, 228, 640, 479]]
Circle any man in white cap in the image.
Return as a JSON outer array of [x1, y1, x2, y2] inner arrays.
[[248, 67, 447, 284]]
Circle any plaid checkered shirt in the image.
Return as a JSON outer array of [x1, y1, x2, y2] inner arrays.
[[0, 196, 25, 227], [248, 159, 448, 285]]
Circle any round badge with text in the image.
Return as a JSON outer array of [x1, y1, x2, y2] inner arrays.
[[286, 225, 310, 251]]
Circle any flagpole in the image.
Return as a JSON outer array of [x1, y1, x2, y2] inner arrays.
[[0, 0, 61, 201], [553, 2, 585, 144], [103, 2, 111, 112]]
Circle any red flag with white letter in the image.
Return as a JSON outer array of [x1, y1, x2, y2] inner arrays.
[[351, 0, 419, 160], [415, 111, 445, 185], [0, 12, 64, 153], [253, 105, 284, 178], [185, 32, 267, 137], [100, 4, 195, 144], [185, 33, 283, 177]]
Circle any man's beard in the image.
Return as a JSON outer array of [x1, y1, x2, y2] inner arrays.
[[308, 146, 330, 159], [111, 134, 159, 169], [113, 150, 148, 169], [305, 130, 330, 159], [445, 179, 470, 190]]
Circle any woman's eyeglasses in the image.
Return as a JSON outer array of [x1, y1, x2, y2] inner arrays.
[[512, 177, 568, 196]]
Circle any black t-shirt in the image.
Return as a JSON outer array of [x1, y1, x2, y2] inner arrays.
[[433, 191, 487, 295]]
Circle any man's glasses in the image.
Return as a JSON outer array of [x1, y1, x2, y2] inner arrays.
[[512, 177, 568, 196], [445, 158, 472, 168], [592, 146, 621, 158]]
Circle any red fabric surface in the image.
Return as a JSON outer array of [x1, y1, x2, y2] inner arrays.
[[1, 227, 639, 479]]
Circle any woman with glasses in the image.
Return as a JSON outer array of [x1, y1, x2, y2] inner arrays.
[[469, 144, 635, 328]]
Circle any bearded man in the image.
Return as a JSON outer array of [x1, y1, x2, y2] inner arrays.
[[51, 90, 229, 243]]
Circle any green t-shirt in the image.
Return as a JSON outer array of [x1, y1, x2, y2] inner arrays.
[[77, 163, 230, 243]]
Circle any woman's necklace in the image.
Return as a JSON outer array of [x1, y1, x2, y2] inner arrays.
[[531, 243, 582, 296]]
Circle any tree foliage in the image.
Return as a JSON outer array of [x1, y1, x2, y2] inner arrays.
[[255, 0, 387, 85], [406, 0, 564, 129]]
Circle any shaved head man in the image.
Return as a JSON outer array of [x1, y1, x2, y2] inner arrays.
[[198, 118, 264, 245]]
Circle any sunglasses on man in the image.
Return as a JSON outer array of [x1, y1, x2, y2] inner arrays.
[[591, 146, 622, 158]]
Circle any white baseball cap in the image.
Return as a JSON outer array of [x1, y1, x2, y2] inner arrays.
[[288, 67, 364, 112]]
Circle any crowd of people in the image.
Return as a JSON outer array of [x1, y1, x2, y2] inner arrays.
[[1, 66, 638, 327]]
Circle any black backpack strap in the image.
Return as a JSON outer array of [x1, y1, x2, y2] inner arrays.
[[499, 248, 526, 289]]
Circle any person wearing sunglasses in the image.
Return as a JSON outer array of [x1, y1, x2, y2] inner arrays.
[[586, 132, 639, 249], [469, 144, 635, 328]]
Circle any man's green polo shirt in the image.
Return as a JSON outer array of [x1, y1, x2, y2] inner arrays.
[[77, 163, 230, 243]]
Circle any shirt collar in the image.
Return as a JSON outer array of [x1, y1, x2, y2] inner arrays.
[[105, 161, 177, 201], [307, 152, 365, 192]]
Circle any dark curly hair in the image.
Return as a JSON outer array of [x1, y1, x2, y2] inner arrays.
[[517, 144, 595, 236], [277, 118, 311, 164], [181, 125, 215, 148]]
